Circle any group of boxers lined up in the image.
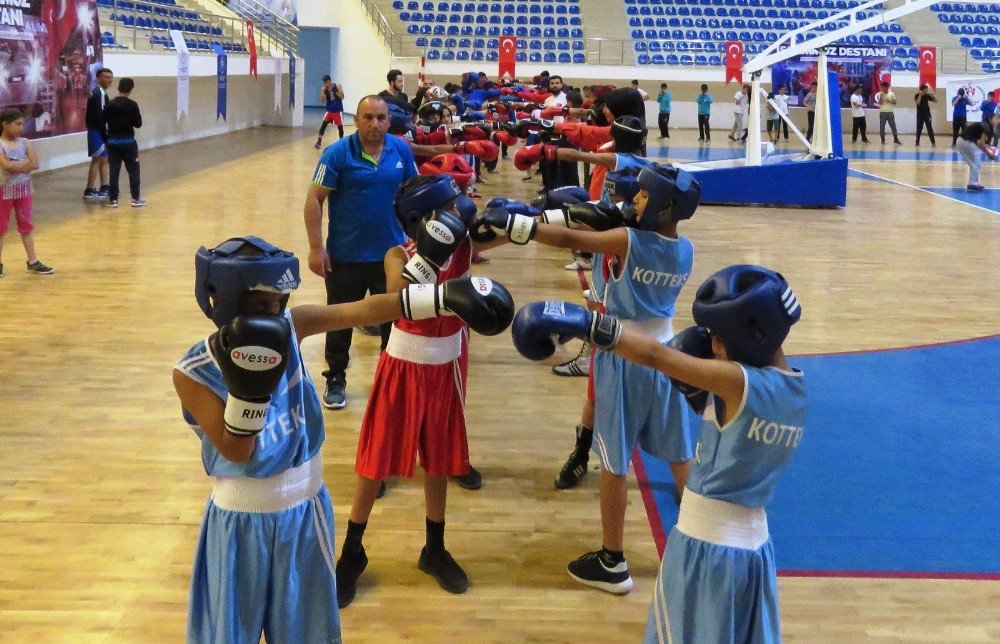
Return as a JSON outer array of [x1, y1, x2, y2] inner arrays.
[[175, 69, 807, 643]]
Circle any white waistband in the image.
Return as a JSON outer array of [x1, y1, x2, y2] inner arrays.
[[211, 455, 323, 513], [619, 317, 674, 344], [386, 327, 462, 365], [676, 489, 769, 550]]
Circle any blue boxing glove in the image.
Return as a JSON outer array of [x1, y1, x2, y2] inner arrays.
[[667, 326, 714, 413], [512, 301, 622, 360], [486, 197, 542, 219], [531, 185, 592, 210]]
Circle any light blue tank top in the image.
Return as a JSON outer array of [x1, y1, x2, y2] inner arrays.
[[686, 365, 808, 507], [593, 228, 693, 320], [175, 310, 325, 478]]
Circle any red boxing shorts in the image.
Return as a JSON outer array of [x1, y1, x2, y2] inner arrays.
[[322, 111, 343, 125], [355, 328, 470, 480]]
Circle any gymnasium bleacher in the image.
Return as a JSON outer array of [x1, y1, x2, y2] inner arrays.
[[97, 0, 253, 53], [627, 0, 920, 70], [934, 2, 1000, 73], [391, 0, 587, 64]]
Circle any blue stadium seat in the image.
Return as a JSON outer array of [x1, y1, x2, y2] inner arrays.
[[487, 50, 499, 61], [427, 49, 440, 59], [416, 36, 428, 46], [573, 40, 584, 50], [571, 27, 583, 37], [559, 52, 571, 62], [442, 50, 455, 60], [393, 0, 403, 9], [529, 51, 541, 61], [574, 53, 586, 63], [430, 37, 443, 46], [652, 54, 666, 64], [472, 50, 484, 61], [457, 50, 470, 60], [649, 41, 661, 52], [905, 60, 918, 71], [709, 55, 721, 65]]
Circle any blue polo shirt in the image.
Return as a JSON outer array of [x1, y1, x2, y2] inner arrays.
[[312, 132, 416, 262], [657, 91, 672, 113]]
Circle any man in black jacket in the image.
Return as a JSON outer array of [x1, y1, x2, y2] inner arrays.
[[84, 67, 113, 201]]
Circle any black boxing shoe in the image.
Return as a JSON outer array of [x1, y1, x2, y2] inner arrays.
[[336, 544, 368, 608], [418, 546, 469, 594]]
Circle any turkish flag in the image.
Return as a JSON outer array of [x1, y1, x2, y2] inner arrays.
[[725, 41, 744, 84], [498, 36, 517, 79], [918, 46, 936, 91], [247, 19, 258, 78]]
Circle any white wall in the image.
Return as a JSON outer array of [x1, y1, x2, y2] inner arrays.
[[34, 53, 304, 173]]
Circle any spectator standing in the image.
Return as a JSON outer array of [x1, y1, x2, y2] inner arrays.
[[0, 107, 53, 277], [876, 81, 902, 145], [379, 70, 413, 114], [656, 83, 672, 139], [315, 75, 345, 149], [951, 87, 969, 147], [631, 80, 649, 100], [850, 85, 869, 143], [773, 85, 790, 141], [303, 95, 416, 410], [803, 83, 817, 141], [981, 91, 998, 145], [102, 78, 145, 208], [956, 113, 999, 191], [729, 84, 748, 140], [914, 83, 937, 146], [696, 84, 713, 142], [84, 67, 113, 201]]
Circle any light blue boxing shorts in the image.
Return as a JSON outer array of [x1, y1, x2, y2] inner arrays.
[[645, 490, 780, 644], [187, 456, 342, 644], [592, 347, 698, 476]]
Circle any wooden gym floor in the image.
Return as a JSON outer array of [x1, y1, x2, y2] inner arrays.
[[0, 125, 997, 642]]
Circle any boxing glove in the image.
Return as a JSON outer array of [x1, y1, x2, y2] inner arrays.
[[543, 199, 624, 231], [399, 277, 515, 336], [666, 326, 714, 414], [512, 119, 554, 139], [511, 301, 622, 360], [492, 129, 518, 147], [216, 314, 292, 436], [486, 198, 542, 218], [541, 105, 569, 119], [448, 124, 489, 141], [470, 208, 537, 245], [531, 185, 592, 209], [403, 211, 468, 284], [453, 139, 499, 162], [513, 144, 557, 171]]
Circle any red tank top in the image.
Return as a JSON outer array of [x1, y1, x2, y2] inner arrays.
[[394, 237, 472, 337]]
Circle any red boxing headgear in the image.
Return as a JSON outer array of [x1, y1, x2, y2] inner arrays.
[[419, 153, 476, 189]]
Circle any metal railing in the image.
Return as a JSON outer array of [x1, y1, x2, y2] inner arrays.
[[215, 0, 298, 54], [104, 0, 293, 55], [358, 0, 397, 50]]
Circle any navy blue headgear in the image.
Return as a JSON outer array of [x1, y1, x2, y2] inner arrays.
[[692, 264, 801, 367], [393, 175, 463, 237], [604, 165, 642, 202], [387, 103, 412, 133], [417, 100, 445, 122], [625, 163, 701, 230], [610, 115, 646, 153], [195, 236, 300, 328]]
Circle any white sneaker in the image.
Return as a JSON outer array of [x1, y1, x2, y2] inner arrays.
[[552, 341, 591, 377], [564, 257, 592, 271]]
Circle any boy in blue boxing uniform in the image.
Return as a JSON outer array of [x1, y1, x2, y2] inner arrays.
[[472, 162, 702, 594], [173, 236, 513, 643], [512, 263, 807, 643]]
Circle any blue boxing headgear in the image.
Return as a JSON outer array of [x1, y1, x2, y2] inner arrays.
[[692, 264, 801, 367], [387, 103, 412, 134], [625, 163, 701, 230], [195, 236, 300, 328], [393, 174, 463, 238], [604, 165, 642, 202]]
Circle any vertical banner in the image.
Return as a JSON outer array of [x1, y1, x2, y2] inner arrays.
[[498, 35, 516, 79], [287, 49, 295, 109], [246, 19, 258, 78], [919, 46, 937, 91], [725, 41, 744, 84], [212, 44, 228, 121], [419, 56, 426, 85], [170, 30, 190, 120], [274, 58, 282, 112]]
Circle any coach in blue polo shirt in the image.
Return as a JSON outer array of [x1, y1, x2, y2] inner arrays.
[[304, 94, 417, 409]]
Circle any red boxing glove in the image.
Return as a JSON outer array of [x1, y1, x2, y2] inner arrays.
[[541, 106, 569, 119], [454, 139, 499, 162], [493, 129, 518, 147], [496, 103, 510, 114], [513, 143, 556, 170]]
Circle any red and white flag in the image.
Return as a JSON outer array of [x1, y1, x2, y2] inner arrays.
[[918, 46, 936, 90], [725, 41, 744, 84], [498, 36, 517, 79], [247, 19, 258, 78]]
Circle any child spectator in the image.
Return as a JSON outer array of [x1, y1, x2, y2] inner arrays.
[[0, 107, 53, 277]]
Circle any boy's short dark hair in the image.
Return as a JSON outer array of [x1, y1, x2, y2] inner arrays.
[[119, 77, 135, 93], [566, 89, 583, 107], [322, 74, 331, 81], [96, 67, 113, 78], [387, 69, 403, 83], [919, 83, 928, 90], [0, 106, 24, 124], [881, 81, 889, 88], [700, 84, 708, 90], [631, 79, 639, 85], [660, 83, 668, 89]]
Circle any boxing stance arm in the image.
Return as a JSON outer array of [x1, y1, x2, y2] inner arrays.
[[173, 366, 257, 464], [532, 225, 630, 258], [551, 148, 619, 170], [607, 330, 746, 415], [289, 295, 406, 341]]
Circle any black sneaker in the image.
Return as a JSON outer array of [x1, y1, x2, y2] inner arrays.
[[567, 550, 633, 594], [323, 375, 346, 409], [26, 260, 54, 275], [357, 324, 381, 337], [418, 547, 469, 594], [555, 445, 589, 490], [376, 480, 388, 499], [0, 262, 4, 278], [335, 544, 368, 608], [451, 466, 482, 490]]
